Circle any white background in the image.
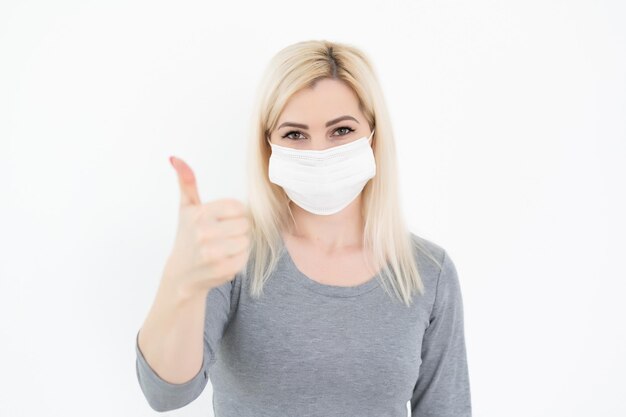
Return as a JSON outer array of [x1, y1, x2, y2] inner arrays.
[[1, 1, 624, 416]]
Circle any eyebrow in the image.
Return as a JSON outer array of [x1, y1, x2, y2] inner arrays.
[[277, 115, 360, 130]]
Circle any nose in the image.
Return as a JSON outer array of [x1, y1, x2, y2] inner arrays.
[[307, 138, 335, 151]]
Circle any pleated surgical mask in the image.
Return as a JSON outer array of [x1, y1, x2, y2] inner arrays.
[[268, 129, 376, 215]]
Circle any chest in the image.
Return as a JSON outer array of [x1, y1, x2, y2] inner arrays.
[[284, 238, 381, 287], [214, 282, 430, 408]]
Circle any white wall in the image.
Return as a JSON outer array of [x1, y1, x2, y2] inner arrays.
[[1, 1, 624, 416]]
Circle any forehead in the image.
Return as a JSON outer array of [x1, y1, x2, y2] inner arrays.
[[277, 78, 362, 125]]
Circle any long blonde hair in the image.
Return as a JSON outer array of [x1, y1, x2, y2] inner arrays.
[[243, 39, 438, 307]]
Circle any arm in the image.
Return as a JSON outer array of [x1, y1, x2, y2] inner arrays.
[[410, 250, 472, 416], [135, 276, 236, 412]]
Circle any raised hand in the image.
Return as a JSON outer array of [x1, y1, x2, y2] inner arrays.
[[162, 156, 251, 300]]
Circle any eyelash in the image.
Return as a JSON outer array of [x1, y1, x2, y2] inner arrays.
[[281, 126, 355, 141]]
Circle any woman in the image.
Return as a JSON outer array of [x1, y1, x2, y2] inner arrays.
[[135, 39, 472, 416]]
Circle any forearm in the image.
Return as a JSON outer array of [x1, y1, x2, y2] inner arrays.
[[137, 279, 208, 385]]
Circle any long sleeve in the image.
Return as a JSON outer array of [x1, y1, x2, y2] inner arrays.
[[135, 275, 237, 412], [410, 250, 472, 417]]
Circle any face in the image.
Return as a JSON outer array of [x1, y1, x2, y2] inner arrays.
[[268, 78, 371, 150]]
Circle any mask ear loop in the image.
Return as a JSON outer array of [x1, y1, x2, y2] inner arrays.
[[285, 197, 299, 234], [368, 128, 376, 145]]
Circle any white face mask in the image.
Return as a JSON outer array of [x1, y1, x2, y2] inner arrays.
[[268, 129, 376, 215]]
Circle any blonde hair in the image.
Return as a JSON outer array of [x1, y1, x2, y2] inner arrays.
[[243, 39, 438, 307]]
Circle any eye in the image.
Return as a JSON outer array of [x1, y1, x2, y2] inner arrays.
[[333, 126, 355, 136], [281, 130, 306, 140]]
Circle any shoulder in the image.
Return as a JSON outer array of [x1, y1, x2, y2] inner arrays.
[[408, 231, 447, 277], [408, 231, 461, 302]]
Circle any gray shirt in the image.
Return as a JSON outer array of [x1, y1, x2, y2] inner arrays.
[[135, 232, 472, 416]]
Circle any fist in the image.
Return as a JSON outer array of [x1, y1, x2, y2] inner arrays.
[[162, 156, 251, 300]]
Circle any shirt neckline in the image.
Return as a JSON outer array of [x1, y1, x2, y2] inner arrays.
[[278, 237, 382, 298]]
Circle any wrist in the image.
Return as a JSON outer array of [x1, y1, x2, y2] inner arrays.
[[158, 276, 206, 310]]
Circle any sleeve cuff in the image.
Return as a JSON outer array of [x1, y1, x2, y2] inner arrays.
[[134, 329, 208, 411]]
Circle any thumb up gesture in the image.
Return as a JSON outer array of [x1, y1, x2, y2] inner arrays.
[[161, 156, 251, 300]]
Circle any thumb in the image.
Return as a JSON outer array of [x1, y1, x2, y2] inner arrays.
[[169, 156, 201, 206]]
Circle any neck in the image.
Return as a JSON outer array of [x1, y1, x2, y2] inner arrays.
[[284, 194, 365, 254]]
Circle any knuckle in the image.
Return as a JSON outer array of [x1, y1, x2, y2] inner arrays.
[[217, 258, 235, 276], [230, 236, 247, 253], [227, 197, 244, 207], [213, 259, 231, 278], [199, 246, 210, 263], [198, 206, 215, 223], [241, 217, 251, 232], [200, 244, 219, 263], [227, 198, 246, 214], [199, 225, 219, 242]]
